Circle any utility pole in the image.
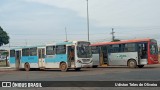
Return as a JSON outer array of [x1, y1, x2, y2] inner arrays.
[[25, 40, 27, 46], [86, 0, 90, 41], [9, 39, 10, 48], [65, 27, 68, 41], [111, 28, 115, 41]]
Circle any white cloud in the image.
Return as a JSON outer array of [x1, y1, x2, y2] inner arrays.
[[1, 0, 160, 48], [24, 0, 160, 27]]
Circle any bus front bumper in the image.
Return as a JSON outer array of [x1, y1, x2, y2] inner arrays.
[[81, 63, 93, 68]]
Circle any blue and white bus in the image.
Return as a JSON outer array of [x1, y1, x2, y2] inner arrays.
[[9, 41, 92, 71]]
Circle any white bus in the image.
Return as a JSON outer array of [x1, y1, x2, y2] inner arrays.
[[9, 41, 92, 71], [91, 38, 159, 68]]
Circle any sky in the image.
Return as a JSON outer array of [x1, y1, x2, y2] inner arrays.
[[0, 0, 160, 49]]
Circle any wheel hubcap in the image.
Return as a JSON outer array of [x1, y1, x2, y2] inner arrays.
[[130, 61, 135, 67], [62, 64, 66, 70]]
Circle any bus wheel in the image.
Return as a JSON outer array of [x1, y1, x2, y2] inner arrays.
[[75, 68, 81, 71], [24, 63, 30, 71], [128, 60, 137, 68], [138, 65, 144, 68], [60, 63, 68, 72], [92, 65, 98, 68]]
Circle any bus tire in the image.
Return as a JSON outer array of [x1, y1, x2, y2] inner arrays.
[[60, 62, 68, 72], [92, 65, 98, 68], [128, 60, 137, 68], [24, 63, 30, 71], [75, 68, 81, 71], [138, 65, 144, 68]]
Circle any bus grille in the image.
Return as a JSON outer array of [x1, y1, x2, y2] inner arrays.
[[82, 59, 90, 63]]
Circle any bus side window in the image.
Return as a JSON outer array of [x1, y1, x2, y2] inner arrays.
[[91, 46, 99, 54], [10, 50, 15, 57], [56, 45, 66, 54], [111, 44, 121, 53], [30, 48, 37, 56], [124, 43, 136, 52], [46, 46, 55, 55], [22, 48, 29, 56], [121, 44, 125, 52]]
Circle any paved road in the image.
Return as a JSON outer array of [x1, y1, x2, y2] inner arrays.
[[0, 64, 160, 90]]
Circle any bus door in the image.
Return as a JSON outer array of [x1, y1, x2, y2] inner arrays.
[[38, 48, 45, 68], [99, 46, 108, 66], [99, 48, 103, 66], [138, 43, 148, 65], [67, 45, 75, 68], [15, 50, 21, 70]]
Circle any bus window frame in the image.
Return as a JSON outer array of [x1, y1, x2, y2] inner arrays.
[[56, 45, 66, 54], [30, 47, 37, 56], [22, 48, 30, 56], [10, 50, 15, 57], [46, 45, 56, 55], [91, 46, 99, 54]]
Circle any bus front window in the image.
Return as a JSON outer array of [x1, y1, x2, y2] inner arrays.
[[77, 42, 92, 58], [150, 44, 158, 55]]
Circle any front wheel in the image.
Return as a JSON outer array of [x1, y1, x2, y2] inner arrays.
[[128, 60, 137, 68], [24, 63, 30, 71], [92, 65, 98, 68], [138, 65, 144, 68], [60, 63, 68, 72]]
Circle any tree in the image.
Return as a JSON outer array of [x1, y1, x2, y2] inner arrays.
[[0, 26, 10, 46], [1, 51, 9, 66]]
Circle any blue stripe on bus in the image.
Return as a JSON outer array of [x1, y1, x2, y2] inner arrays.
[[21, 56, 38, 63], [45, 54, 67, 63], [56, 42, 72, 45], [9, 57, 15, 64]]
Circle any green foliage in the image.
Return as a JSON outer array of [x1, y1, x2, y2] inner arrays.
[[1, 51, 9, 56], [0, 26, 10, 46]]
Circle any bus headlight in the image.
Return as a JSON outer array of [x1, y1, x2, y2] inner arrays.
[[77, 60, 82, 63], [150, 57, 154, 61], [90, 60, 93, 63]]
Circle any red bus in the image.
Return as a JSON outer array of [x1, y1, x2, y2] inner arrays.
[[91, 38, 159, 68]]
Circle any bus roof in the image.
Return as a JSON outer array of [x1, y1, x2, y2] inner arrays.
[[56, 41, 73, 45], [10, 41, 90, 50], [10, 45, 45, 50], [55, 41, 90, 45], [91, 38, 152, 46]]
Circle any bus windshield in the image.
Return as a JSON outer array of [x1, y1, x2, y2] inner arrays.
[[150, 39, 158, 55], [77, 42, 92, 58], [150, 43, 158, 55]]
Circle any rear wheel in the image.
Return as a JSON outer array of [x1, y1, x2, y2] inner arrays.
[[60, 63, 68, 72], [24, 63, 30, 71], [128, 60, 137, 68], [138, 65, 144, 68], [75, 68, 81, 71]]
